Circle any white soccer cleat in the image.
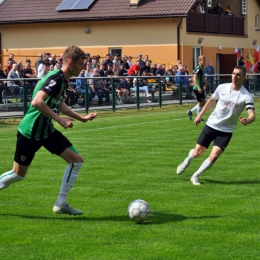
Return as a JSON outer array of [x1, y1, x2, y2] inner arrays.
[[53, 203, 83, 216], [176, 161, 190, 175], [190, 176, 201, 185]]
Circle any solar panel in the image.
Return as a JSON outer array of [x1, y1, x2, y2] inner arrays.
[[73, 0, 95, 9], [56, 0, 95, 11]]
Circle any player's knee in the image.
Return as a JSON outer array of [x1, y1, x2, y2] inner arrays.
[[209, 154, 219, 163], [193, 148, 205, 158], [74, 154, 84, 163]]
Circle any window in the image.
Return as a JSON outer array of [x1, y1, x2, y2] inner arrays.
[[237, 48, 243, 65], [193, 47, 201, 71], [109, 48, 122, 57], [255, 14, 259, 30]]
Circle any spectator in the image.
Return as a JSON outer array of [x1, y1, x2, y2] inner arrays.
[[65, 82, 79, 108], [38, 57, 50, 76], [200, 1, 205, 13], [0, 63, 8, 103], [112, 54, 121, 70], [138, 54, 145, 67], [127, 59, 141, 76], [37, 65, 49, 79], [98, 64, 105, 77], [212, 2, 224, 15], [76, 69, 95, 107], [49, 64, 54, 71], [49, 53, 57, 66], [127, 56, 133, 67], [140, 60, 152, 75], [131, 77, 152, 102], [121, 55, 130, 70], [5, 58, 14, 74], [89, 68, 110, 106], [192, 2, 201, 13], [165, 69, 177, 95], [95, 55, 101, 66], [21, 62, 37, 87], [56, 62, 61, 70], [143, 55, 149, 64], [84, 63, 93, 79], [204, 61, 215, 95], [7, 63, 24, 93], [102, 54, 112, 70], [176, 66, 193, 99], [238, 57, 245, 67], [118, 64, 128, 77], [151, 62, 157, 75], [35, 53, 43, 75], [225, 5, 234, 16], [117, 78, 135, 104], [155, 63, 165, 76]]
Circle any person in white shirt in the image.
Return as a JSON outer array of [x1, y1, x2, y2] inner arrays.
[[176, 66, 255, 185]]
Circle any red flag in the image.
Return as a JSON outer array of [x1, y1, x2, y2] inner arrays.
[[253, 45, 259, 63], [234, 46, 241, 58]]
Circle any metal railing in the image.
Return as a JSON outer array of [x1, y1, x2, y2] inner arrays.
[[0, 73, 259, 116]]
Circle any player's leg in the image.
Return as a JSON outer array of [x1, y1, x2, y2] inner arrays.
[[44, 130, 84, 215], [0, 132, 39, 190], [176, 144, 206, 175], [190, 130, 232, 185], [191, 146, 222, 185]]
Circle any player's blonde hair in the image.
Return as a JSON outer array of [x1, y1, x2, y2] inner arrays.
[[198, 55, 206, 62]]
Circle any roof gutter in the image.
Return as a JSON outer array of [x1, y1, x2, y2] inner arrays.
[[177, 17, 183, 61]]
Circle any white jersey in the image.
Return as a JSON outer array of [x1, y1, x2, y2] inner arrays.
[[207, 83, 254, 133]]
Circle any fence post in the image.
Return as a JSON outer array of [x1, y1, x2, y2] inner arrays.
[[23, 80, 28, 115], [111, 78, 116, 112], [158, 80, 162, 108], [136, 78, 140, 110], [85, 82, 89, 114]]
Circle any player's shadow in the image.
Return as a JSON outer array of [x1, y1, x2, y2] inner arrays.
[[203, 178, 260, 185], [0, 212, 220, 224]]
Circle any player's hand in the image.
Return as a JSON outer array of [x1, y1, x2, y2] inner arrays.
[[194, 116, 202, 126], [239, 116, 249, 126], [59, 117, 74, 129], [82, 113, 97, 122]]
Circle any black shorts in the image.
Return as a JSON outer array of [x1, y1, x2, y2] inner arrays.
[[193, 90, 206, 102], [14, 130, 72, 166], [197, 125, 232, 151]]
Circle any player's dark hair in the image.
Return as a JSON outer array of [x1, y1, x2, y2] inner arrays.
[[63, 45, 86, 64], [234, 65, 246, 75]]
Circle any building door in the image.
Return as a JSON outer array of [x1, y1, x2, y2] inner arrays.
[[217, 54, 237, 84]]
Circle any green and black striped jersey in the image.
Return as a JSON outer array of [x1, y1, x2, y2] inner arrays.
[[193, 65, 205, 90], [18, 69, 67, 140]]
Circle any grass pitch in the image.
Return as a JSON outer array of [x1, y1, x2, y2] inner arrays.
[[0, 102, 260, 260]]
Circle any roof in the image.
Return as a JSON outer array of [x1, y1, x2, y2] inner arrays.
[[0, 0, 196, 24]]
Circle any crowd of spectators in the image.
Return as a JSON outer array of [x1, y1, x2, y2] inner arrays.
[[0, 51, 195, 106], [192, 2, 235, 16]]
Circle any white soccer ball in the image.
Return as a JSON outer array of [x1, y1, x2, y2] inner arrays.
[[128, 199, 150, 223]]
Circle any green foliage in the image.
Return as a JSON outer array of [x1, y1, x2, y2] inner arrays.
[[0, 103, 260, 260]]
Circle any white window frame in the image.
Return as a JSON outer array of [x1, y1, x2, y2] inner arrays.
[[193, 47, 201, 71]]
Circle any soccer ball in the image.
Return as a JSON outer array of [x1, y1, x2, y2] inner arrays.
[[128, 199, 150, 223]]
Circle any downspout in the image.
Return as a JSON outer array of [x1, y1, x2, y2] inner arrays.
[[177, 17, 183, 60]]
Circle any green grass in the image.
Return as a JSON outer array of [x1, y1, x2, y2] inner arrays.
[[0, 102, 260, 260]]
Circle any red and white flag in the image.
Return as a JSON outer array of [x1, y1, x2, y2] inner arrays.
[[234, 46, 241, 58], [253, 45, 259, 63]]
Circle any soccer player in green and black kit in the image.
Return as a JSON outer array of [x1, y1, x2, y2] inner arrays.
[[187, 55, 206, 121], [0, 45, 96, 215]]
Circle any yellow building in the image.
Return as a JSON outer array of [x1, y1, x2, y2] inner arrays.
[[0, 0, 259, 73]]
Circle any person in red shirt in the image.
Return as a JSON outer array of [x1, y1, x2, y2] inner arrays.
[[127, 59, 141, 76]]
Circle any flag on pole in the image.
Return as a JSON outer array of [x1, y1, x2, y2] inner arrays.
[[253, 45, 259, 63], [246, 48, 254, 70], [234, 46, 241, 58]]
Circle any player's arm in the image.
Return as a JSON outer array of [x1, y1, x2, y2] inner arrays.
[[59, 101, 97, 123], [32, 90, 73, 129], [240, 109, 255, 125], [194, 96, 216, 126], [193, 72, 202, 92]]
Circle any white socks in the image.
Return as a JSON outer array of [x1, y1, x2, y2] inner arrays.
[[197, 106, 202, 115], [192, 158, 213, 178], [184, 149, 195, 165], [56, 162, 83, 206], [0, 170, 24, 190], [191, 105, 198, 113]]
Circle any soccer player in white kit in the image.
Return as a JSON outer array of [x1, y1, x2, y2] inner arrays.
[[176, 66, 255, 185]]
